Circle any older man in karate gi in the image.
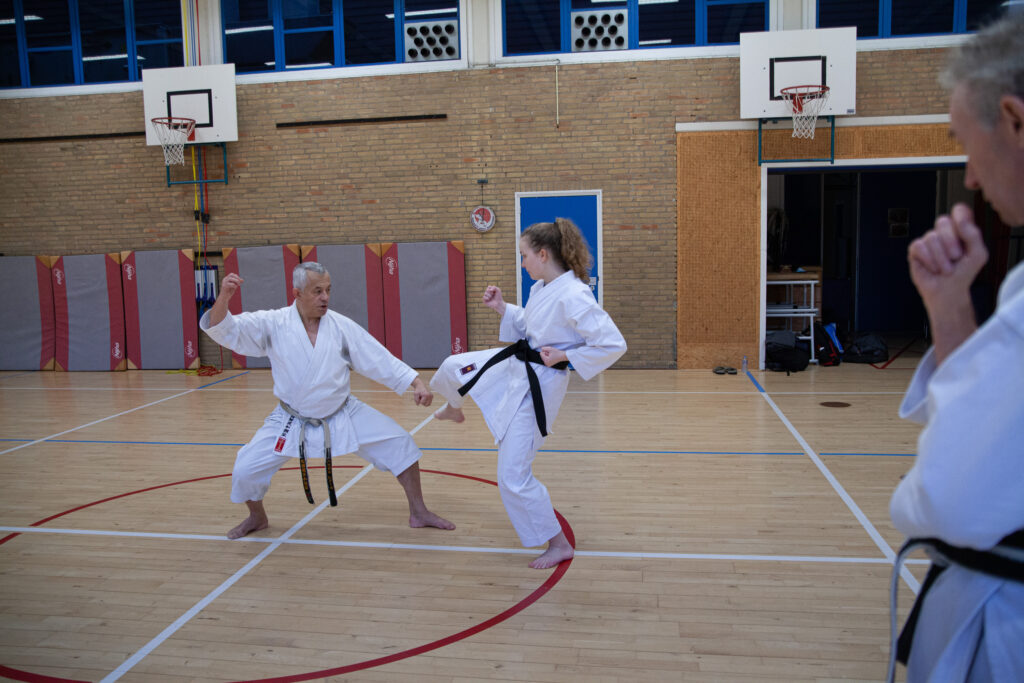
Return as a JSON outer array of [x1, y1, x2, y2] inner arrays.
[[201, 262, 454, 539], [888, 10, 1024, 682]]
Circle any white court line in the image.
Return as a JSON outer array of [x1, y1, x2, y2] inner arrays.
[[100, 465, 373, 683], [99, 410, 436, 681], [0, 385, 907, 396], [0, 525, 930, 565], [753, 386, 921, 594]]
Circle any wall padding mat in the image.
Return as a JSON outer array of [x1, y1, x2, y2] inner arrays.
[[221, 245, 300, 369], [0, 256, 56, 370], [51, 253, 127, 371], [121, 249, 200, 370], [380, 241, 467, 369], [300, 244, 385, 345]]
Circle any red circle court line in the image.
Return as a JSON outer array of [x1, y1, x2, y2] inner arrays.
[[1, 466, 575, 683]]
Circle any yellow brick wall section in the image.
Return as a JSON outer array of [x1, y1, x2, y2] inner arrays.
[[0, 47, 957, 368]]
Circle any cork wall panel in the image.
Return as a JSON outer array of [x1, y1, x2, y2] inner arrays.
[[761, 123, 961, 162], [676, 130, 761, 369]]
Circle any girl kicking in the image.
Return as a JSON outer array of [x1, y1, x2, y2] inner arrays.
[[431, 218, 626, 569]]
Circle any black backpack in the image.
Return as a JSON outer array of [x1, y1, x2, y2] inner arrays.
[[765, 331, 809, 374], [814, 322, 841, 366], [844, 332, 889, 363]]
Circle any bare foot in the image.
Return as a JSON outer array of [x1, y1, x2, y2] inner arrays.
[[433, 404, 465, 423], [409, 510, 456, 530], [227, 514, 268, 539], [529, 535, 574, 569]]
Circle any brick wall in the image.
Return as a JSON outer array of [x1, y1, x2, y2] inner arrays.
[[0, 47, 953, 368]]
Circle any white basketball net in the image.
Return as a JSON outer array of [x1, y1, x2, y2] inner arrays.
[[151, 118, 195, 166], [781, 86, 830, 139]]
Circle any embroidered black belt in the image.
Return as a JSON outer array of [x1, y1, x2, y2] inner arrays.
[[279, 399, 348, 506], [886, 528, 1024, 682], [457, 339, 569, 437]]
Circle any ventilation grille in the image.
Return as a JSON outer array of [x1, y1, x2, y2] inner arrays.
[[570, 9, 627, 52], [404, 20, 459, 62]]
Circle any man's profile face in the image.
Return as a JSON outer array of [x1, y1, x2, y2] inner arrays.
[[950, 84, 1024, 226], [294, 272, 331, 320]]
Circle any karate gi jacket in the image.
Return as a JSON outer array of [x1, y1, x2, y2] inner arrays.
[[890, 260, 1024, 681], [459, 271, 626, 442], [200, 305, 417, 458]]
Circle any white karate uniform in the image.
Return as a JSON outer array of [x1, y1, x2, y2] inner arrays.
[[890, 261, 1024, 682], [200, 305, 422, 503], [431, 272, 626, 547]]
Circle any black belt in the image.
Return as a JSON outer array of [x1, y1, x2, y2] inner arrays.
[[887, 528, 1024, 681], [457, 339, 569, 437], [279, 399, 348, 506]]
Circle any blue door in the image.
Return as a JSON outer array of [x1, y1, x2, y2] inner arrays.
[[516, 191, 602, 306]]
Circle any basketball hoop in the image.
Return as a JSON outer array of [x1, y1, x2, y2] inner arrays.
[[780, 85, 830, 139], [151, 116, 196, 166]]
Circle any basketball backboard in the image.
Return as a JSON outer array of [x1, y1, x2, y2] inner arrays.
[[142, 64, 238, 146], [739, 27, 856, 120]]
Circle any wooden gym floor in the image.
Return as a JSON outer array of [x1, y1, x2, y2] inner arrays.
[[0, 352, 931, 682]]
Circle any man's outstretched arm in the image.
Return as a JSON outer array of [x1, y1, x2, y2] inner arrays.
[[208, 273, 243, 327]]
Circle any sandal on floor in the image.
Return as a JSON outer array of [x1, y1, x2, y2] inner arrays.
[[713, 366, 727, 374], [725, 367, 737, 374]]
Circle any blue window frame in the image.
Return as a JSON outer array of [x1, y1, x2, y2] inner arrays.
[[817, 0, 1006, 38], [222, 0, 460, 74], [1, 0, 183, 88], [503, 0, 768, 56]]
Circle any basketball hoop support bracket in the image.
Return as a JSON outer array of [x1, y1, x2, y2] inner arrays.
[[758, 115, 835, 166], [164, 142, 229, 187]]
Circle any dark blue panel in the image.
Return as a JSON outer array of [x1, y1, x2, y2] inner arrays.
[[406, 0, 459, 15], [639, 3, 695, 47], [23, 0, 72, 47], [136, 41, 183, 70], [134, 0, 183, 41], [221, 0, 274, 25], [966, 0, 1004, 30], [817, 0, 878, 37], [28, 49, 74, 85], [707, 2, 765, 44], [343, 0, 396, 65], [283, 0, 332, 30], [892, 0, 953, 35], [0, 2, 19, 88], [855, 170, 934, 333], [227, 33, 274, 71], [504, 0, 559, 55], [285, 29, 334, 66]]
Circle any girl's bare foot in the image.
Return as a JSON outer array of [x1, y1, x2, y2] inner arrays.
[[433, 404, 465, 423], [528, 532, 574, 569]]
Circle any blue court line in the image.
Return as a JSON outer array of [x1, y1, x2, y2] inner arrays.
[[745, 368, 766, 392], [0, 371, 35, 382], [197, 370, 250, 388]]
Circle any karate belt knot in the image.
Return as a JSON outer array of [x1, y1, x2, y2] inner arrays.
[[457, 339, 569, 437], [279, 399, 348, 507], [886, 527, 1024, 682]]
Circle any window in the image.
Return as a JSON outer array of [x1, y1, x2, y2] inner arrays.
[[817, 0, 1006, 38], [503, 0, 768, 57], [0, 0, 183, 88], [222, 0, 461, 74]]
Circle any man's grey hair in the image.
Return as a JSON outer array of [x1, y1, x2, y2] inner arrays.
[[293, 261, 329, 290], [941, 9, 1024, 127]]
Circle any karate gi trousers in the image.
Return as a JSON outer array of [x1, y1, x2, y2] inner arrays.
[[231, 396, 421, 503]]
